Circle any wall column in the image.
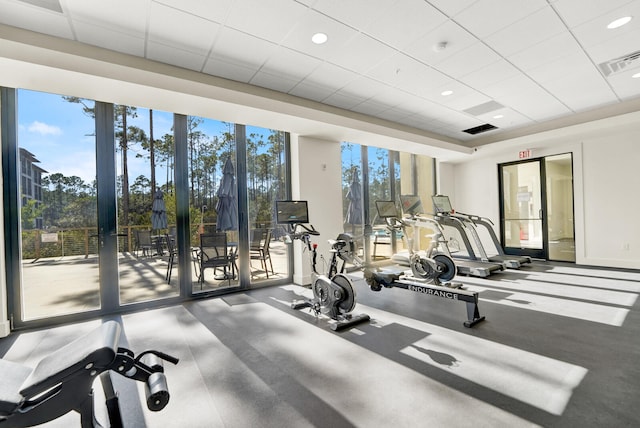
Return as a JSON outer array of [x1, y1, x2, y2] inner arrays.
[[290, 135, 343, 285]]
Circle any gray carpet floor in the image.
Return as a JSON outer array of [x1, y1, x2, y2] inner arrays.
[[1, 261, 639, 427]]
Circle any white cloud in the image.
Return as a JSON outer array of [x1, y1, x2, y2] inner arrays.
[[28, 121, 62, 136]]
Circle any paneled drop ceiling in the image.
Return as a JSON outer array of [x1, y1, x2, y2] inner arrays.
[[1, 0, 639, 149]]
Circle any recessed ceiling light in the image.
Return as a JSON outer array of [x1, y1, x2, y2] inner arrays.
[[607, 16, 632, 29], [441, 90, 453, 96], [493, 114, 504, 119], [311, 33, 328, 44], [633, 72, 640, 78]]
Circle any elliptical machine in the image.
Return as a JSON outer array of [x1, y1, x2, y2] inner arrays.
[[276, 200, 370, 331]]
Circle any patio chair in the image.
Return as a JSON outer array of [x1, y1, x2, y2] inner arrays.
[[250, 228, 274, 278], [199, 233, 233, 286], [134, 229, 154, 257], [165, 233, 177, 284]]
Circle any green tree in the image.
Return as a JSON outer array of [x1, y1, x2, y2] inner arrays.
[[21, 199, 43, 229]]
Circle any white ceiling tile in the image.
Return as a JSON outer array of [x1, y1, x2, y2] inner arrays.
[[396, 96, 442, 117], [249, 70, 299, 93], [323, 92, 368, 110], [65, 0, 149, 37], [367, 53, 451, 93], [288, 81, 336, 102], [512, 94, 572, 122], [300, 62, 358, 90], [258, 46, 322, 82], [485, 7, 568, 57], [279, 9, 359, 61], [351, 98, 390, 116], [367, 85, 406, 107], [403, 20, 477, 66], [454, 0, 549, 38], [202, 57, 256, 82], [339, 77, 390, 100], [507, 32, 580, 71], [541, 73, 618, 111], [377, 106, 422, 123], [73, 21, 145, 56], [527, 51, 597, 84], [209, 27, 276, 70], [435, 41, 502, 79], [326, 33, 397, 74], [437, 87, 492, 111], [396, 113, 433, 129], [309, 0, 396, 31], [364, 0, 448, 49], [0, 1, 72, 39], [426, 0, 478, 17], [146, 41, 206, 71], [483, 74, 572, 120], [459, 60, 520, 90], [477, 108, 532, 128], [150, 0, 234, 24], [225, 0, 307, 44], [551, 0, 635, 28], [148, 2, 220, 55]]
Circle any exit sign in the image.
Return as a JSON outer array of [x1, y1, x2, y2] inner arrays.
[[519, 149, 532, 159]]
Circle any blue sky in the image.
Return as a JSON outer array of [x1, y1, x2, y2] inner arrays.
[[17, 89, 231, 185]]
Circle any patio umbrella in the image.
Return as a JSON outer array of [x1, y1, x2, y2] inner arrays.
[[345, 172, 362, 231], [215, 158, 238, 231], [151, 189, 168, 231]]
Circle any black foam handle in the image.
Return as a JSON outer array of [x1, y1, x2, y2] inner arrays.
[[145, 372, 170, 411]]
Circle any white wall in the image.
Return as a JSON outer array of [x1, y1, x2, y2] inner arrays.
[[446, 117, 640, 270], [290, 135, 343, 285]]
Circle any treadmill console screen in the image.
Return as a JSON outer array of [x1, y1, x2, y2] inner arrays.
[[375, 200, 398, 218], [276, 200, 309, 224], [432, 195, 453, 213], [400, 195, 423, 216]]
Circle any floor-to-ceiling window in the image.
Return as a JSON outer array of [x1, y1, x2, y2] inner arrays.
[[184, 117, 240, 293], [16, 89, 101, 320], [341, 143, 434, 264], [341, 142, 364, 257], [3, 88, 292, 328], [246, 125, 288, 285], [115, 104, 179, 304]]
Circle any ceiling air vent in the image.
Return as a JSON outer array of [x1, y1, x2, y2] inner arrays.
[[462, 123, 498, 135], [599, 50, 640, 77]]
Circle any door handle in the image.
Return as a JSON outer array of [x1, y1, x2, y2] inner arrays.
[[539, 209, 543, 219]]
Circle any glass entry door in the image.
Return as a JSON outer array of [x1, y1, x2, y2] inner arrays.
[[499, 154, 575, 261]]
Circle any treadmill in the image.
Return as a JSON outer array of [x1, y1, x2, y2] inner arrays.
[[431, 195, 504, 278], [453, 211, 531, 268]]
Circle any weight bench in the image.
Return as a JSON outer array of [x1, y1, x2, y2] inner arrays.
[[0, 321, 179, 428]]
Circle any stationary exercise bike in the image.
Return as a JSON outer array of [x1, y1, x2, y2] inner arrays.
[[276, 200, 369, 331], [374, 200, 457, 288]]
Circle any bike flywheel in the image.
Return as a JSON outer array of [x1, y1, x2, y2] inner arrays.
[[331, 274, 357, 314], [433, 254, 457, 282]]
